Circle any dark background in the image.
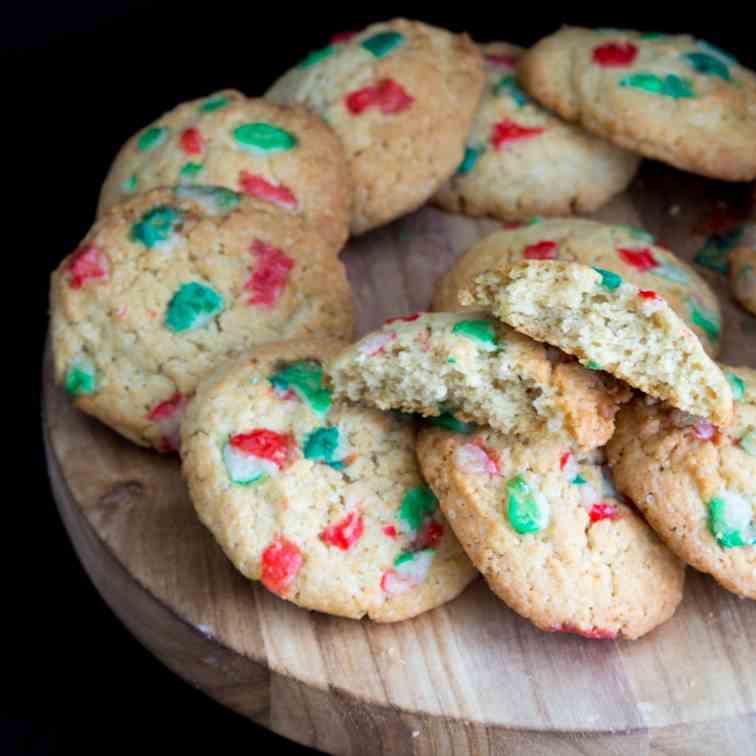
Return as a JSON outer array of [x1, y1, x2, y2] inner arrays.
[[6, 3, 754, 754]]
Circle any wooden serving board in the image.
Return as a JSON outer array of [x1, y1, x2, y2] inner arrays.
[[43, 165, 756, 755]]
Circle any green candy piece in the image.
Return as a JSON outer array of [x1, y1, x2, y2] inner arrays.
[[269, 361, 332, 417], [130, 205, 183, 249], [65, 357, 96, 397], [696, 40, 737, 65], [400, 485, 438, 533], [303, 426, 344, 469], [653, 263, 689, 285], [495, 75, 528, 106], [593, 267, 622, 291], [527, 217, 543, 226], [430, 412, 475, 434], [572, 474, 588, 486], [620, 72, 695, 99], [175, 185, 241, 213], [121, 174, 138, 193], [639, 32, 668, 40], [708, 495, 755, 549], [506, 475, 549, 534], [586, 361, 602, 370], [179, 162, 204, 179], [299, 45, 335, 68], [199, 95, 230, 112], [457, 146, 483, 175], [694, 227, 744, 273], [618, 224, 655, 244], [451, 319, 499, 350], [683, 52, 731, 81], [361, 31, 405, 58], [165, 282, 224, 333], [137, 126, 167, 151], [727, 372, 746, 401], [739, 430, 756, 456], [233, 122, 297, 153], [689, 300, 721, 345]]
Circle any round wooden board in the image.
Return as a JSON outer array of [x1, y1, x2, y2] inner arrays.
[[44, 165, 756, 755]]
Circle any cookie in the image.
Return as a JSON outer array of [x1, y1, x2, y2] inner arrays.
[[730, 246, 756, 315], [266, 19, 485, 234], [328, 311, 630, 450], [607, 365, 755, 599], [519, 28, 756, 181], [51, 186, 355, 451], [417, 425, 685, 638], [97, 91, 352, 248], [433, 43, 639, 221], [433, 218, 723, 356], [462, 260, 733, 426], [180, 339, 478, 621]]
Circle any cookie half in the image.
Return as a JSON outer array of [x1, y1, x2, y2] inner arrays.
[[433, 218, 723, 357], [607, 365, 755, 599], [267, 19, 485, 233], [433, 43, 639, 221], [51, 187, 355, 451], [181, 340, 478, 621], [417, 426, 685, 638], [97, 91, 352, 248], [463, 260, 732, 425], [328, 311, 630, 450], [519, 28, 756, 181]]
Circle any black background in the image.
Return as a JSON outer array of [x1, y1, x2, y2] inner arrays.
[[6, 3, 755, 755]]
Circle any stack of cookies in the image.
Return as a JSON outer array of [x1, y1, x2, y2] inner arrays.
[[49, 20, 755, 638]]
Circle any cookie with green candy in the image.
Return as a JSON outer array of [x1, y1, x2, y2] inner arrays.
[[97, 90, 352, 248], [607, 365, 756, 599], [433, 218, 723, 357], [180, 339, 477, 621], [50, 187, 354, 452], [417, 425, 685, 638], [519, 27, 756, 181], [433, 42, 639, 222], [267, 18, 485, 233], [327, 311, 630, 451], [462, 260, 733, 426]]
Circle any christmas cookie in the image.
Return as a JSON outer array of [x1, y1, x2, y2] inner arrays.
[[607, 365, 756, 599], [266, 19, 485, 233], [180, 340, 477, 620], [328, 312, 630, 450], [97, 91, 352, 248], [433, 218, 723, 356], [433, 43, 639, 221], [730, 246, 756, 315], [519, 28, 756, 181], [417, 425, 685, 638], [462, 260, 732, 425], [51, 187, 355, 451]]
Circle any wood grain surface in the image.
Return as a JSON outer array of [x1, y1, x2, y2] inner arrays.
[[43, 164, 756, 755]]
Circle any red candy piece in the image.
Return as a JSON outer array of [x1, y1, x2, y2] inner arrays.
[[239, 171, 298, 210], [618, 247, 658, 272], [502, 222, 524, 230], [385, 312, 422, 324], [229, 428, 293, 468], [179, 128, 203, 156], [413, 519, 443, 550], [589, 502, 620, 522], [66, 245, 109, 289], [261, 536, 303, 594], [491, 119, 545, 149], [147, 392, 183, 420], [245, 239, 295, 307], [559, 452, 572, 471], [523, 240, 558, 260], [485, 52, 518, 67], [639, 290, 658, 300], [592, 42, 638, 67], [320, 511, 364, 550], [549, 623, 618, 640], [331, 31, 357, 43], [383, 525, 398, 538], [345, 79, 414, 115]]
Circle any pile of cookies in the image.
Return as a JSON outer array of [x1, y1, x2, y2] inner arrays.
[[49, 21, 756, 639]]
